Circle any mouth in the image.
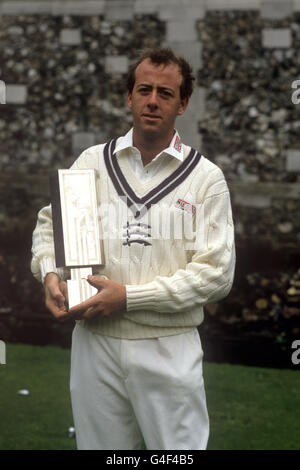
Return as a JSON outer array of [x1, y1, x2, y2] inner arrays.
[[142, 114, 161, 120]]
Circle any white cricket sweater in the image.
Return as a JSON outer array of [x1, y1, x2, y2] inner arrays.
[[31, 135, 236, 339]]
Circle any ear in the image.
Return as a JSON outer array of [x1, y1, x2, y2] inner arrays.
[[127, 91, 132, 109], [177, 97, 189, 116]]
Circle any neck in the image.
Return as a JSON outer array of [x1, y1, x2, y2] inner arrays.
[[132, 128, 174, 166]]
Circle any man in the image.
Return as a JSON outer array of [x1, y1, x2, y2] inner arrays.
[[31, 47, 235, 450]]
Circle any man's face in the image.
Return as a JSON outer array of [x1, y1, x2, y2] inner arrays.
[[127, 59, 188, 141]]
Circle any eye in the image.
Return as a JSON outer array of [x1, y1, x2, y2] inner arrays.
[[138, 87, 150, 95], [159, 89, 173, 98]]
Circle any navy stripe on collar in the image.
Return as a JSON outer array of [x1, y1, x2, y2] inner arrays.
[[103, 138, 201, 219]]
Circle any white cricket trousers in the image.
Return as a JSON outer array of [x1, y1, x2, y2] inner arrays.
[[70, 324, 209, 450]]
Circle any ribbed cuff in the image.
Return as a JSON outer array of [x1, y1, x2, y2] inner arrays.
[[126, 282, 161, 312], [40, 257, 62, 283]]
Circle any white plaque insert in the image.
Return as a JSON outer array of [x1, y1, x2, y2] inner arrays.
[[51, 169, 104, 309]]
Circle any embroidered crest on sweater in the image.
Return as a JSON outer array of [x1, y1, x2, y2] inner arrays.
[[123, 221, 152, 247]]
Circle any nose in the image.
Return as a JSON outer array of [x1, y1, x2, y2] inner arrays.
[[147, 90, 158, 109]]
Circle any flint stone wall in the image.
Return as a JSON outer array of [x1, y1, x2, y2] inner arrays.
[[0, 1, 299, 366]]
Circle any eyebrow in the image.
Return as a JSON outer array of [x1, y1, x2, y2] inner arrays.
[[137, 83, 175, 95]]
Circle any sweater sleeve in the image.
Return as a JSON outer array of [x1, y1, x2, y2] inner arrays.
[[31, 203, 67, 283], [125, 179, 236, 314]]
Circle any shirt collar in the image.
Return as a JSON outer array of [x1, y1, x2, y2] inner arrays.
[[114, 128, 184, 162]]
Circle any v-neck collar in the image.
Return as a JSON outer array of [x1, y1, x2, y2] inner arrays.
[[118, 149, 181, 195], [103, 138, 201, 219]]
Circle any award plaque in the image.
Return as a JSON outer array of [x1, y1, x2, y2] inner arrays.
[[50, 169, 104, 308]]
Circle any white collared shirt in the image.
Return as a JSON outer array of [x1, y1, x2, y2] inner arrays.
[[114, 128, 184, 183]]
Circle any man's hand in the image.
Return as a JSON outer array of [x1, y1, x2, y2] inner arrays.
[[44, 272, 70, 321], [68, 275, 127, 320]]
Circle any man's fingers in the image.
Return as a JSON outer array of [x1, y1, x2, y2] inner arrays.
[[44, 276, 72, 320], [46, 300, 78, 322], [68, 295, 100, 316], [67, 305, 100, 321], [45, 284, 67, 317], [45, 299, 67, 319], [82, 306, 97, 320]]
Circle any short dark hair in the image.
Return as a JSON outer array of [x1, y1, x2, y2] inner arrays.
[[126, 47, 195, 101]]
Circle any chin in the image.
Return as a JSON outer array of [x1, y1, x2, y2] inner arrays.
[[142, 126, 162, 138]]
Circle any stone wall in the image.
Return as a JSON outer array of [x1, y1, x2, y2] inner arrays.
[[0, 0, 299, 366]]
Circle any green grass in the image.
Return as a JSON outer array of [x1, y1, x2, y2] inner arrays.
[[204, 362, 300, 450], [0, 343, 299, 450], [0, 343, 76, 450]]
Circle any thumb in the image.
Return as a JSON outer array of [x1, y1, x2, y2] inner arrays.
[[53, 288, 66, 309], [87, 275, 107, 289], [59, 281, 69, 304]]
